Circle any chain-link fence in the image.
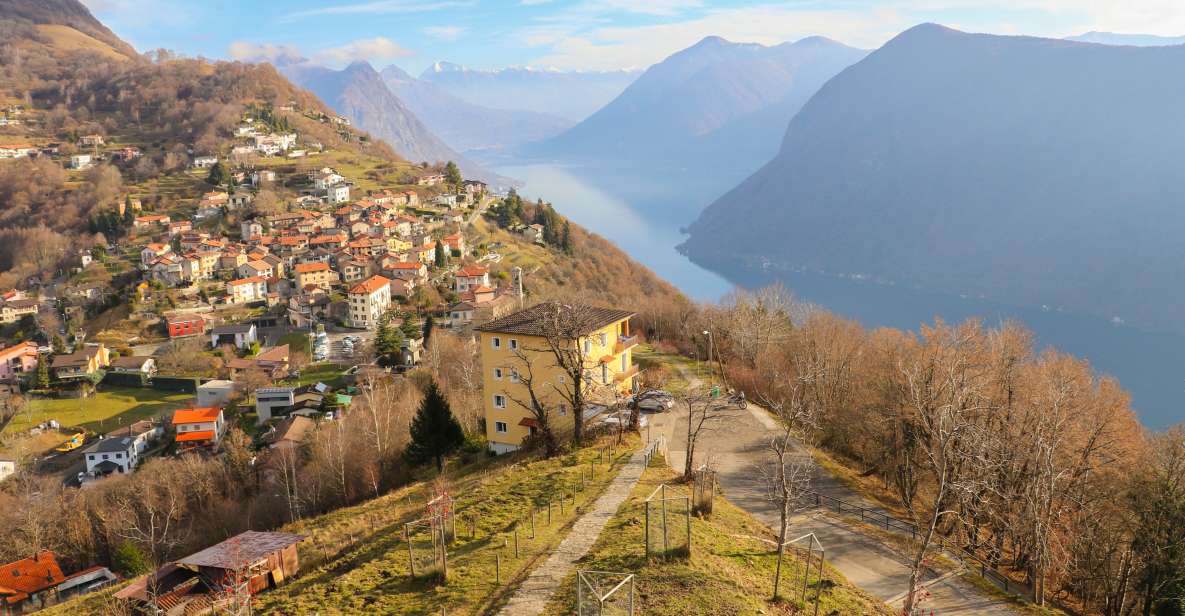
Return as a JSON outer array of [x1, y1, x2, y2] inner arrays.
[[577, 570, 635, 615], [644, 483, 691, 557]]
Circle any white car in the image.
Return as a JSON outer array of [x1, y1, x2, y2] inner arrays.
[[631, 391, 674, 412]]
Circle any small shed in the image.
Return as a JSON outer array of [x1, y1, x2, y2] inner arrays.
[[175, 531, 305, 593]]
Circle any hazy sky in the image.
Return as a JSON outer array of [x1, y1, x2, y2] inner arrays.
[[82, 0, 1185, 73]]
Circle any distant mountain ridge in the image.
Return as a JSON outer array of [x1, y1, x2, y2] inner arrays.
[[683, 24, 1185, 333], [1066, 31, 1185, 46], [520, 35, 868, 218], [0, 0, 137, 57], [419, 62, 641, 122], [380, 65, 572, 154], [281, 61, 502, 184]]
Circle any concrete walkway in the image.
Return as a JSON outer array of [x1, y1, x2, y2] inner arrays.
[[649, 370, 1021, 615], [497, 444, 652, 616]]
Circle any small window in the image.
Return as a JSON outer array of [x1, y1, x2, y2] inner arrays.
[[115, 453, 122, 459], [584, 339, 592, 355], [102, 454, 109, 460], [559, 375, 566, 384], [509, 338, 518, 350], [558, 404, 567, 416], [510, 370, 520, 383], [599, 333, 607, 346], [495, 421, 509, 434], [494, 367, 503, 380], [494, 394, 506, 409], [492, 337, 501, 349], [602, 364, 609, 384]]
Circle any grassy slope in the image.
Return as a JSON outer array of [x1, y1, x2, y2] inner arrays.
[[253, 434, 638, 615], [540, 455, 893, 616]]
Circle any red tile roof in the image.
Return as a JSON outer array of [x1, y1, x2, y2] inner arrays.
[[348, 275, 390, 295], [294, 262, 329, 273], [0, 551, 65, 604]]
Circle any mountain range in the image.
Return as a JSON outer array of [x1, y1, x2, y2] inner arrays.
[[279, 61, 503, 184], [379, 65, 572, 155], [520, 35, 867, 218], [683, 23, 1185, 333], [418, 62, 640, 123], [1066, 31, 1185, 46]]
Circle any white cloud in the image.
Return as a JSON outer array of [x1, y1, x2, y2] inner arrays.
[[285, 0, 475, 20], [424, 25, 469, 41], [228, 41, 305, 63], [80, 0, 190, 27], [311, 37, 415, 66]]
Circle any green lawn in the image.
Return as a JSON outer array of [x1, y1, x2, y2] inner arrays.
[[287, 362, 347, 388], [13, 387, 193, 434]]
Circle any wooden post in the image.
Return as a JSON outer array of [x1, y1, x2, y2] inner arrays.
[[406, 524, 416, 577], [560, 492, 565, 514], [495, 552, 501, 584], [530, 508, 536, 539], [440, 524, 448, 580], [470, 514, 476, 539], [773, 541, 785, 599], [685, 496, 692, 553], [644, 500, 650, 557], [548, 500, 553, 525], [662, 489, 669, 554], [514, 524, 520, 558]]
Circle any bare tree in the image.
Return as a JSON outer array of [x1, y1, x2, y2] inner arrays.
[[681, 387, 734, 481], [504, 347, 561, 457]]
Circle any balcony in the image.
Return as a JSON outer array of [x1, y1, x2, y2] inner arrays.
[[613, 365, 640, 384], [614, 335, 639, 354]]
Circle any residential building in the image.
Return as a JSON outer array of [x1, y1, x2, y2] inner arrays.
[[210, 323, 257, 349], [226, 276, 268, 304], [241, 220, 264, 238], [51, 344, 111, 380], [294, 261, 337, 291], [476, 302, 639, 454], [192, 155, 218, 168], [132, 214, 171, 229], [140, 243, 171, 267], [347, 275, 391, 329], [82, 436, 141, 477], [254, 383, 326, 424], [166, 314, 206, 338], [0, 341, 38, 380], [268, 415, 315, 451], [69, 154, 92, 169], [0, 552, 67, 612], [196, 380, 235, 408], [238, 260, 274, 279], [0, 298, 38, 324], [172, 407, 226, 450], [454, 264, 490, 293], [108, 356, 157, 377], [0, 458, 14, 482]]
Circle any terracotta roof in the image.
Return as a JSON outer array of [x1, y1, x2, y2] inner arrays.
[[255, 345, 289, 362], [457, 265, 488, 277], [518, 417, 539, 428], [176, 430, 215, 443], [0, 551, 65, 604], [348, 275, 390, 295], [475, 301, 635, 337], [386, 261, 423, 270], [294, 262, 329, 273], [228, 276, 266, 286], [173, 407, 221, 424]]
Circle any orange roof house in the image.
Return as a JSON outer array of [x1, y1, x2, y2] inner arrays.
[[172, 407, 225, 449], [0, 551, 66, 608]]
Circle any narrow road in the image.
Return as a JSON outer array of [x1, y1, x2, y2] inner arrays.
[[649, 370, 1020, 615], [497, 443, 652, 616]]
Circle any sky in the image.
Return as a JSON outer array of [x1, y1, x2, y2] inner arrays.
[[82, 0, 1185, 73]]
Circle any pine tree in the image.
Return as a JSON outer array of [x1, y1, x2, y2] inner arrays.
[[35, 353, 50, 389], [406, 381, 465, 473], [434, 241, 446, 267], [561, 221, 573, 255], [400, 315, 422, 340], [444, 161, 462, 190], [206, 161, 228, 187], [375, 317, 403, 365]]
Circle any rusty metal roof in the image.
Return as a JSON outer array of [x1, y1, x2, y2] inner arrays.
[[176, 531, 305, 570]]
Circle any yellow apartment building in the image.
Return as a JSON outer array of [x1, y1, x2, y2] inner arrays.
[[476, 302, 639, 454]]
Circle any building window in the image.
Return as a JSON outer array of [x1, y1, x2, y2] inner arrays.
[[495, 421, 508, 434], [622, 352, 628, 373], [494, 394, 506, 409], [558, 404, 567, 416], [509, 338, 518, 350], [494, 368, 503, 380], [584, 339, 592, 355], [510, 370, 519, 383], [492, 337, 501, 349], [599, 333, 607, 346], [602, 364, 609, 384]]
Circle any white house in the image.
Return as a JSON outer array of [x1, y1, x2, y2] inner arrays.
[[225, 276, 268, 304], [347, 275, 391, 329], [454, 264, 491, 293], [83, 436, 141, 476], [192, 155, 219, 169], [0, 458, 14, 482], [326, 183, 350, 204], [210, 323, 257, 349], [196, 379, 235, 408], [69, 154, 92, 169], [173, 407, 226, 450]]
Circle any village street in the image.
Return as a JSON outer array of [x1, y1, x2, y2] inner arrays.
[[646, 370, 1021, 615]]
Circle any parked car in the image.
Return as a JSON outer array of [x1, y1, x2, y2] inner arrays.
[[630, 390, 674, 412]]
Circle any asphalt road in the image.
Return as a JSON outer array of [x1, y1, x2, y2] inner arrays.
[[648, 381, 1021, 615]]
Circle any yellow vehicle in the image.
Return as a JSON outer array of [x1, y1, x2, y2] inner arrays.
[[54, 433, 85, 453]]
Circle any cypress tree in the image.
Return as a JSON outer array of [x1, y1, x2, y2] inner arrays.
[[406, 381, 465, 473]]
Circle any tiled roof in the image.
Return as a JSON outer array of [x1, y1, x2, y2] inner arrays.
[[294, 262, 329, 273], [457, 265, 488, 277], [475, 301, 635, 337], [0, 552, 65, 603], [348, 275, 390, 295], [172, 407, 221, 424]]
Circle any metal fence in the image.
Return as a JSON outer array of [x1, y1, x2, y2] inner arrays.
[[577, 570, 635, 615], [806, 490, 1020, 595], [644, 483, 691, 557]]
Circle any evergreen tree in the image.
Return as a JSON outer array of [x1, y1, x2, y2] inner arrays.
[[375, 316, 404, 365], [34, 354, 50, 389], [112, 542, 150, 576], [400, 315, 422, 340], [423, 314, 434, 345], [206, 161, 228, 186], [405, 381, 465, 473], [444, 161, 462, 190], [434, 241, 446, 267], [561, 221, 573, 255], [51, 334, 64, 355]]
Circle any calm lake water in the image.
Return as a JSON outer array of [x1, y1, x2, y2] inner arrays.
[[496, 162, 1184, 430]]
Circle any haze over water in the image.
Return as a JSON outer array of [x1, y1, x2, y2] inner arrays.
[[498, 162, 1185, 430]]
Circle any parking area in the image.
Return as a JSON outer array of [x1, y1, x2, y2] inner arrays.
[[314, 329, 375, 362]]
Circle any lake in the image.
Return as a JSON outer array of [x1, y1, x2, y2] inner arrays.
[[495, 162, 1184, 430]]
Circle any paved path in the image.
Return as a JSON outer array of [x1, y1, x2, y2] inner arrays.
[[497, 444, 651, 616], [649, 373, 1021, 615]]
